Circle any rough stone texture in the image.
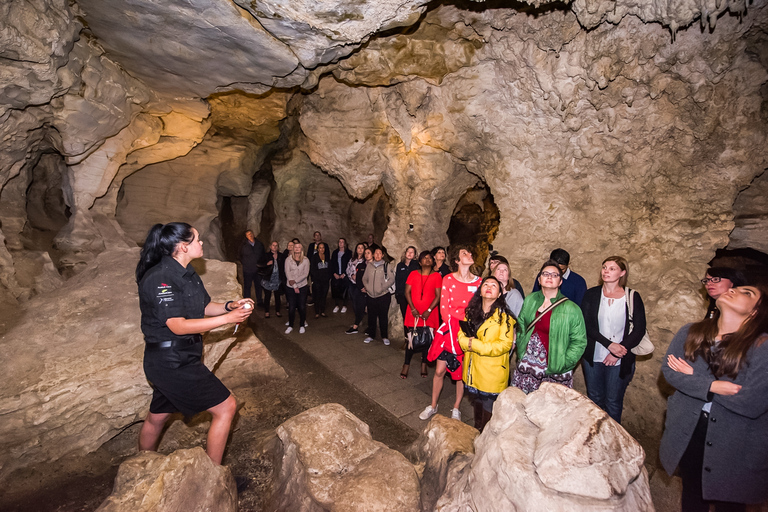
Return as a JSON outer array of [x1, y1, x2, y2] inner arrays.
[[407, 414, 479, 512], [267, 403, 421, 512], [730, 170, 768, 253], [434, 384, 653, 511], [95, 447, 237, 512], [0, 249, 285, 481]]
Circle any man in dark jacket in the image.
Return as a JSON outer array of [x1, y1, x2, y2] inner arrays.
[[240, 230, 265, 307]]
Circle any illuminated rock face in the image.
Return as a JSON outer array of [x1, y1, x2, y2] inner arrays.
[[0, 0, 767, 481]]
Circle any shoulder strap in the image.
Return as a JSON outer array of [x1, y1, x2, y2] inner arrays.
[[625, 287, 634, 320], [526, 297, 568, 335]]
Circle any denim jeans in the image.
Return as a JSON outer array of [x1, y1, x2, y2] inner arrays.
[[582, 359, 635, 424]]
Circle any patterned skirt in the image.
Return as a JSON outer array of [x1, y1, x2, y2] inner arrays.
[[512, 331, 573, 394]]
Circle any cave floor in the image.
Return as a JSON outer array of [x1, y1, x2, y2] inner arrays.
[[0, 306, 683, 511]]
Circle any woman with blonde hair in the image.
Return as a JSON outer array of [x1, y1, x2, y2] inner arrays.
[[580, 256, 646, 424]]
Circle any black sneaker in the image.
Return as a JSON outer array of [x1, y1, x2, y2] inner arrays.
[[346, 326, 358, 334]]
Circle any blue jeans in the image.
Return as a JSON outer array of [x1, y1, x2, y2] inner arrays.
[[582, 359, 635, 424]]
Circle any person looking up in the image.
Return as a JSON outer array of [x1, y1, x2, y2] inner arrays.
[[532, 248, 587, 306], [492, 260, 524, 317], [661, 283, 768, 511], [701, 267, 746, 319], [487, 253, 525, 298], [421, 245, 481, 422]]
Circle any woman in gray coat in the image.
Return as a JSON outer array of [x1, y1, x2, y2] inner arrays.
[[660, 283, 768, 511]]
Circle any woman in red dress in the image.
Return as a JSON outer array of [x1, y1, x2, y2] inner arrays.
[[400, 251, 442, 379], [420, 246, 481, 422]]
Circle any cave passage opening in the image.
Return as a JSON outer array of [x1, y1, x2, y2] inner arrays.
[[446, 184, 500, 272]]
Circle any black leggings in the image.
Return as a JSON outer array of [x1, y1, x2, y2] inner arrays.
[[262, 286, 283, 313], [331, 277, 347, 305], [367, 294, 391, 339], [348, 283, 366, 325], [285, 286, 308, 328], [313, 279, 330, 315], [679, 411, 746, 512]]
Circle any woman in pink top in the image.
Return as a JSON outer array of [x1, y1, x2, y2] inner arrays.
[[420, 245, 481, 422]]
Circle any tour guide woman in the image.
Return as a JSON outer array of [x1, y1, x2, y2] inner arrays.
[[513, 259, 587, 393], [661, 283, 768, 511], [136, 222, 253, 464], [458, 276, 515, 431]]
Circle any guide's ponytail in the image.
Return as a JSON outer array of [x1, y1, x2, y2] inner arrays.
[[135, 222, 194, 282]]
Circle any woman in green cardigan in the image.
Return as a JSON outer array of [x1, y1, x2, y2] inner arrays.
[[512, 259, 587, 393]]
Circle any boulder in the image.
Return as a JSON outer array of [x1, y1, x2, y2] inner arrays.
[[433, 384, 654, 511], [95, 447, 237, 512], [267, 403, 421, 512], [407, 414, 479, 512]]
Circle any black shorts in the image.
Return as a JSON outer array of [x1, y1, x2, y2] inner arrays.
[[143, 344, 230, 417]]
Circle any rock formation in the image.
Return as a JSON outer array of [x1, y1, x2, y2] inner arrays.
[[0, 250, 286, 481], [1, 0, 767, 498], [415, 384, 653, 511], [266, 403, 422, 512], [95, 447, 237, 512]]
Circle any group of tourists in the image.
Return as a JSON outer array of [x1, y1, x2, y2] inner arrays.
[[135, 222, 767, 511]]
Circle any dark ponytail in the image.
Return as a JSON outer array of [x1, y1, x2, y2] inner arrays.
[[135, 222, 195, 283]]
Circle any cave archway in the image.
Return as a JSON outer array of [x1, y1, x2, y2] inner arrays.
[[446, 184, 500, 271]]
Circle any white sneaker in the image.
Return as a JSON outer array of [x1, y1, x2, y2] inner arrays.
[[299, 326, 306, 334], [285, 327, 293, 334], [419, 405, 438, 420], [333, 306, 340, 313], [340, 306, 347, 313], [451, 408, 461, 421], [364, 337, 373, 344], [382, 338, 390, 346]]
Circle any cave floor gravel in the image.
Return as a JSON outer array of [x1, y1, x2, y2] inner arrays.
[[0, 306, 683, 511]]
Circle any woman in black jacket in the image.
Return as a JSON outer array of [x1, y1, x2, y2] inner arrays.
[[580, 256, 646, 424], [259, 241, 286, 318], [310, 243, 332, 318], [395, 246, 420, 320], [330, 238, 353, 314]]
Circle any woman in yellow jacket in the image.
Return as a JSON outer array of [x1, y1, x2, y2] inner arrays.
[[458, 276, 516, 432]]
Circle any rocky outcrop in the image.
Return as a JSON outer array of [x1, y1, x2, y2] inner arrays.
[[0, 250, 285, 481], [431, 384, 653, 511], [266, 403, 421, 512], [95, 447, 237, 512]]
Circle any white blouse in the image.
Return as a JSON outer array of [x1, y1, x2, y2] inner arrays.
[[594, 290, 627, 363]]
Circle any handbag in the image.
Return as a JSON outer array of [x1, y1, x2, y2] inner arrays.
[[407, 317, 433, 351], [626, 287, 654, 356]]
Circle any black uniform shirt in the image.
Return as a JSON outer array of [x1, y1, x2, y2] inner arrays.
[[139, 255, 211, 344]]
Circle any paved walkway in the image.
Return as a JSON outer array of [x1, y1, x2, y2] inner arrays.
[[255, 304, 474, 432]]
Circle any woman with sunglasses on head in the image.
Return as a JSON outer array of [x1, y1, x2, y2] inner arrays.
[[135, 223, 254, 464], [512, 260, 587, 393], [701, 267, 746, 319], [661, 283, 768, 511], [580, 256, 645, 424], [458, 276, 515, 432]]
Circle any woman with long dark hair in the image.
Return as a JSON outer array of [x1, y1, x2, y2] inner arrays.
[[458, 276, 515, 431], [395, 246, 420, 320], [345, 244, 369, 335], [580, 256, 646, 424], [661, 283, 768, 511], [135, 222, 253, 464], [431, 246, 451, 277], [401, 250, 442, 379], [331, 238, 352, 313], [258, 241, 285, 318], [310, 243, 331, 318]]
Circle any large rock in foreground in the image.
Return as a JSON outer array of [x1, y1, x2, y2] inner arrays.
[[266, 403, 421, 512], [431, 384, 653, 511], [96, 447, 236, 512]]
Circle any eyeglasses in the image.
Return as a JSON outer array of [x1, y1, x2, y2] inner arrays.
[[701, 277, 722, 285], [541, 272, 561, 279]]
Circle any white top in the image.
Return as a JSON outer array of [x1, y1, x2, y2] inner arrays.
[[594, 290, 626, 363]]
